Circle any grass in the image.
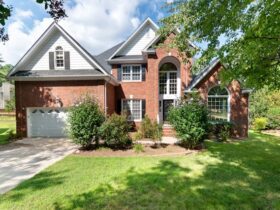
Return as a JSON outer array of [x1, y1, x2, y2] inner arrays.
[[0, 131, 280, 209], [0, 116, 16, 145]]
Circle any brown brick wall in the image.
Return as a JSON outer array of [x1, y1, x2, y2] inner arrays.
[[112, 34, 192, 122], [196, 64, 249, 138], [15, 80, 106, 137]]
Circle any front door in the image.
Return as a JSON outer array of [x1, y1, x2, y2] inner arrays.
[[163, 100, 174, 122]]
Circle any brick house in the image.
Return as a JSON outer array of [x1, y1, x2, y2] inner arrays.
[[8, 18, 250, 138]]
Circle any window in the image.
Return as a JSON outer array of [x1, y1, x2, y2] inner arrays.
[[169, 72, 177, 94], [159, 63, 178, 95], [122, 99, 142, 121], [208, 86, 229, 121], [159, 73, 168, 94], [159, 71, 177, 95], [55, 46, 64, 68], [121, 65, 142, 81]]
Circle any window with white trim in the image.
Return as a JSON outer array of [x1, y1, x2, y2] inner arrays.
[[122, 99, 142, 121], [55, 46, 64, 68], [208, 86, 229, 121], [159, 63, 178, 95], [121, 65, 142, 81]]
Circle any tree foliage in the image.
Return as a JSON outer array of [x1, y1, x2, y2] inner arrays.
[[160, 0, 280, 89], [0, 0, 67, 42], [0, 64, 12, 85]]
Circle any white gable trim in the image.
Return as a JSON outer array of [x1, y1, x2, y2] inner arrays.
[[8, 22, 109, 77], [108, 18, 159, 60], [143, 30, 198, 53]]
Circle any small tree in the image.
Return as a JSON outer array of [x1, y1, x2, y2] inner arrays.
[[168, 96, 208, 149], [68, 95, 105, 149]]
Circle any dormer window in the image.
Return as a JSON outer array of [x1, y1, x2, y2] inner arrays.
[[55, 46, 64, 69]]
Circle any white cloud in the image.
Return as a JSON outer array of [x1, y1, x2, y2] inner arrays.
[[0, 0, 146, 65], [14, 9, 33, 19]]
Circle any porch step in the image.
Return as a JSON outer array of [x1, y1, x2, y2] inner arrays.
[[162, 124, 176, 137]]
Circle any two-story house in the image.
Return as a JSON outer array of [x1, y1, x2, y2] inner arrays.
[[8, 18, 249, 138]]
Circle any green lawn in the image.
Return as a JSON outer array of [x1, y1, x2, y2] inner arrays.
[[0, 116, 16, 145], [1, 131, 280, 209]]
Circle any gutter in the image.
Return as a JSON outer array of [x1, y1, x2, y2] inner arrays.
[[107, 58, 146, 64], [9, 75, 119, 86]]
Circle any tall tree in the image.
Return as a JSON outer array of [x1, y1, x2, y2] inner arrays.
[[160, 0, 280, 89], [0, 0, 67, 42]]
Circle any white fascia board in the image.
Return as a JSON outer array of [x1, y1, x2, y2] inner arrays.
[[55, 23, 109, 76], [7, 22, 56, 77], [108, 18, 159, 61], [8, 22, 109, 78]]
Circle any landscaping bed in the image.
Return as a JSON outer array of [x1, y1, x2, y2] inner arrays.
[[74, 143, 198, 157], [1, 131, 280, 210]]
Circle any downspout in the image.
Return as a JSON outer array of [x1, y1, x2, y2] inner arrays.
[[104, 81, 107, 116], [104, 76, 113, 116]]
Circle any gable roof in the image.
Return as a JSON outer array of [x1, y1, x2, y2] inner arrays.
[[143, 30, 198, 53], [8, 21, 110, 77], [94, 42, 124, 72], [185, 58, 220, 92], [108, 17, 159, 60]]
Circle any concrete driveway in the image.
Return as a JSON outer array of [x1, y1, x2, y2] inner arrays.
[[0, 138, 77, 194]]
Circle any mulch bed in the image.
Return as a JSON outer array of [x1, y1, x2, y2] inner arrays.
[[262, 130, 280, 137], [73, 144, 201, 157]]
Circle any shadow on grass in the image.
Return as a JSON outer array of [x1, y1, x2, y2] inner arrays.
[[1, 170, 68, 202], [54, 132, 280, 209]]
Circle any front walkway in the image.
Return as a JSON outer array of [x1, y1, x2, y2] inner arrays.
[[0, 138, 77, 194]]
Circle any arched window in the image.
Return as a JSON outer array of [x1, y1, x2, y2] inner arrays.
[[159, 62, 178, 95], [208, 86, 230, 121], [55, 46, 64, 68]]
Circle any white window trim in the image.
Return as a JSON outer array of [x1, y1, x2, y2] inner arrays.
[[207, 86, 231, 122], [159, 71, 179, 97], [55, 46, 65, 70], [121, 64, 142, 82], [121, 99, 142, 122]]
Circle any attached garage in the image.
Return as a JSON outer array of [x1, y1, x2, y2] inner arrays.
[[27, 108, 68, 138]]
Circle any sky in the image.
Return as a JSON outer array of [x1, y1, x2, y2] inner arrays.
[[0, 0, 171, 65]]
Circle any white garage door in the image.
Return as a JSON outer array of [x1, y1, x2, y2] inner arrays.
[[27, 108, 68, 137]]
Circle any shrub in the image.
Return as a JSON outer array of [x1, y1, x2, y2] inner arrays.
[[253, 117, 268, 132], [68, 95, 105, 149], [133, 144, 145, 153], [208, 121, 233, 141], [250, 87, 280, 129], [168, 100, 208, 149], [100, 114, 132, 149], [136, 115, 162, 141]]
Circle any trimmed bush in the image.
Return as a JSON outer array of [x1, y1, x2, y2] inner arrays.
[[100, 114, 132, 149], [68, 95, 105, 149], [168, 100, 208, 149], [208, 121, 233, 141], [253, 117, 268, 132], [135, 115, 162, 141]]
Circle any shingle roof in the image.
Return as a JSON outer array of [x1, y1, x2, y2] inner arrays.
[[186, 58, 220, 92], [94, 42, 124, 73], [11, 70, 103, 77]]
